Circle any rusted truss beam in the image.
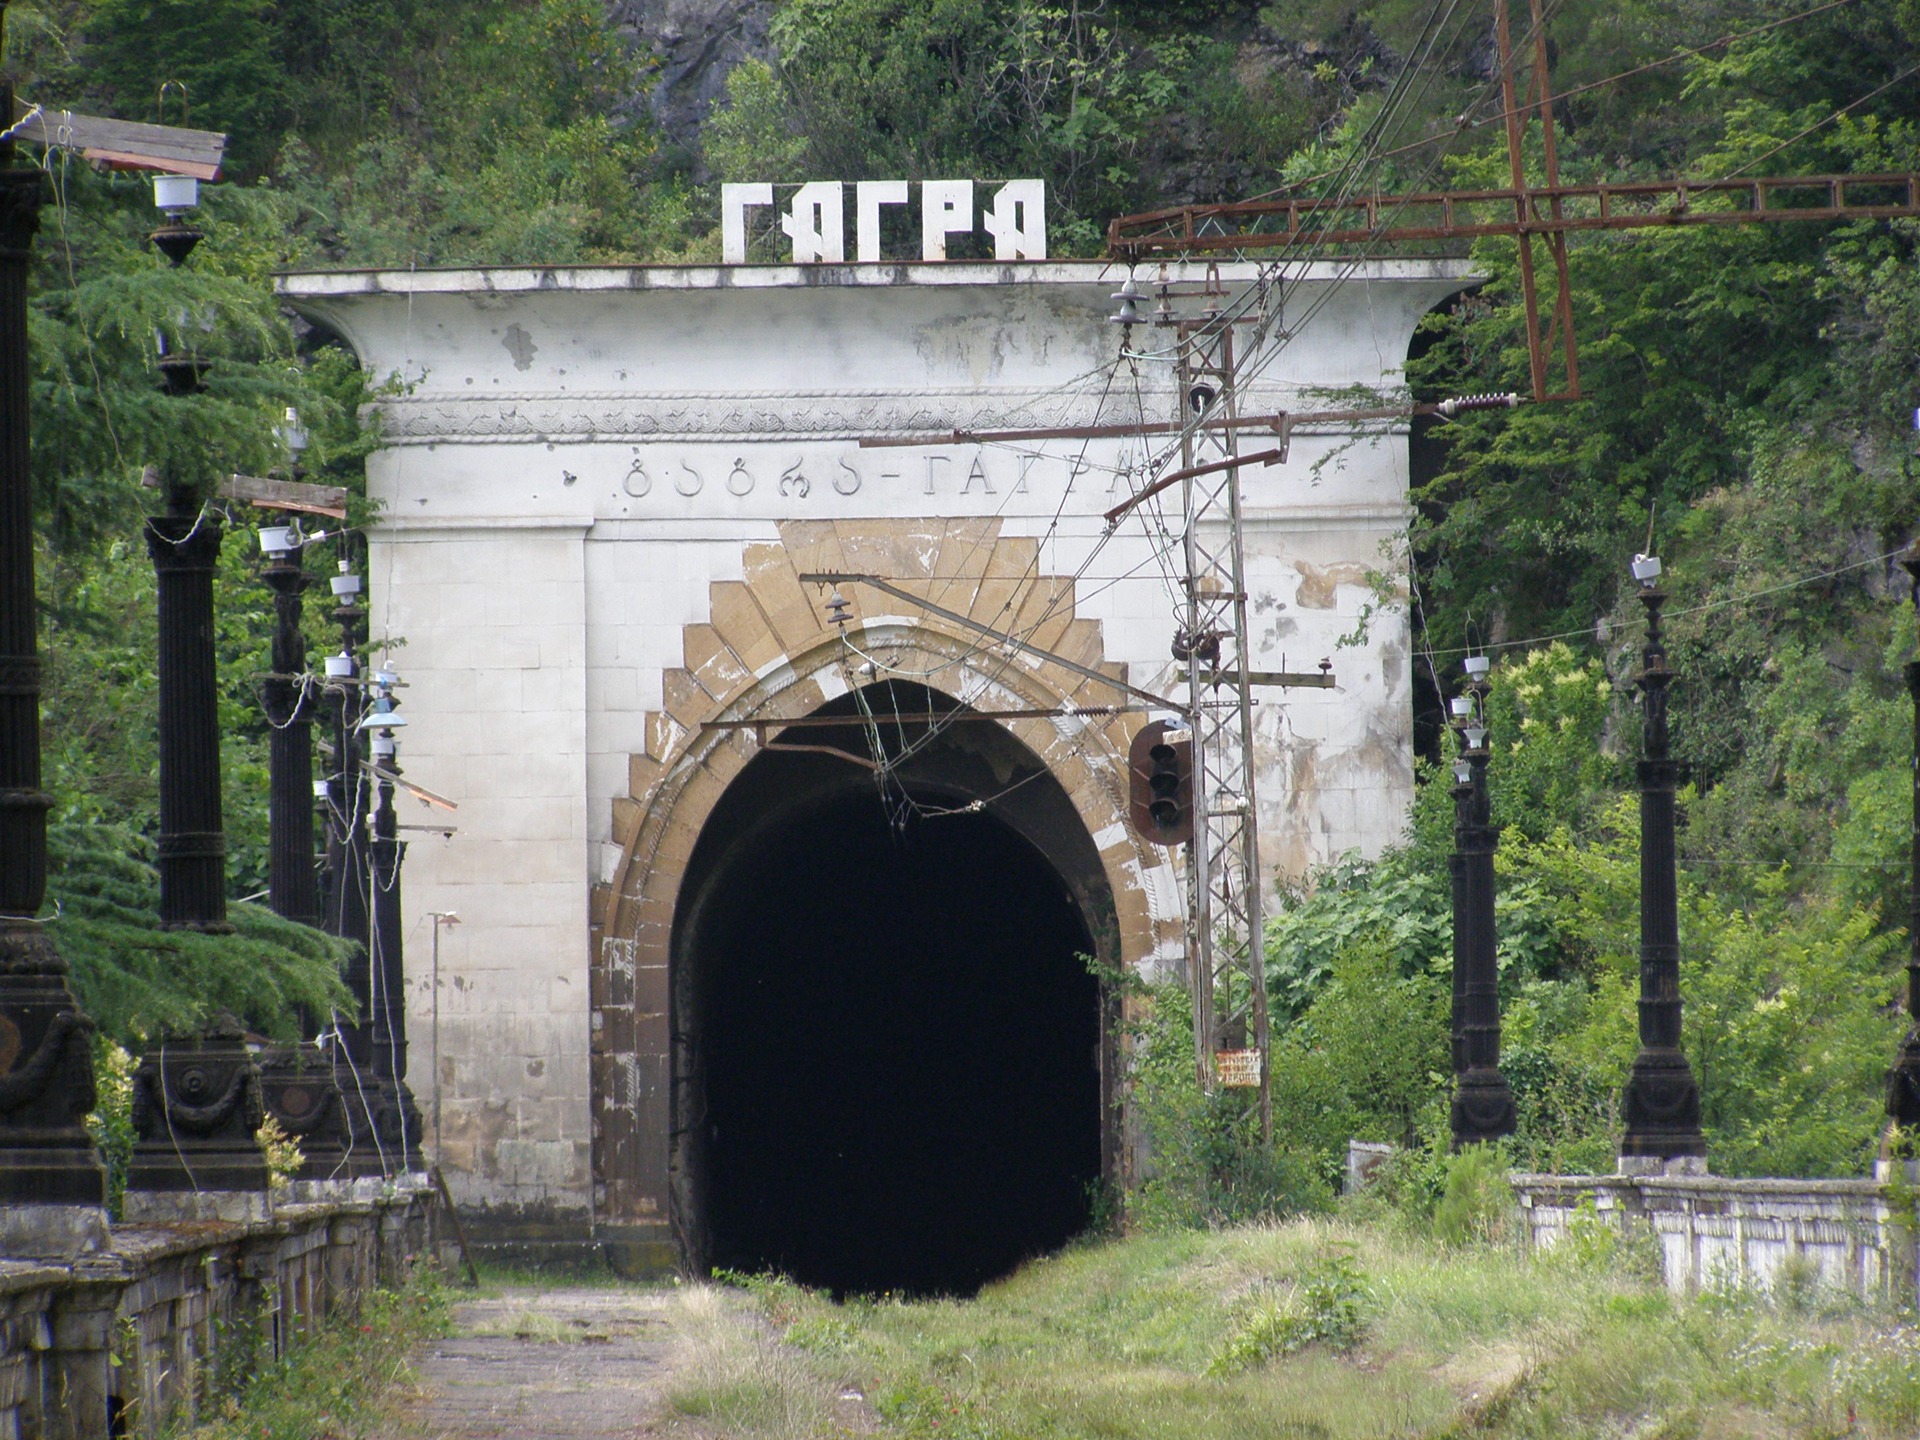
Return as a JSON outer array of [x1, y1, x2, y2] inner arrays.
[[1107, 173, 1920, 260]]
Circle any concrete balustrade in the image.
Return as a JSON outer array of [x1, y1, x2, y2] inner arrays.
[[1513, 1169, 1920, 1305]]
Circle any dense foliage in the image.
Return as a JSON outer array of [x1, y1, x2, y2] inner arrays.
[[47, 823, 354, 1049], [11, 16, 385, 1042], [1262, 647, 1907, 1185]]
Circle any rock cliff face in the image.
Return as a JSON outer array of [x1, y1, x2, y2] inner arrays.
[[614, 0, 774, 153]]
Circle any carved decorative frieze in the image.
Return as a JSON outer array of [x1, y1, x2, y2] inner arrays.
[[366, 384, 1369, 446]]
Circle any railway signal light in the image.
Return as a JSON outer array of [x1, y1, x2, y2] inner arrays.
[[1129, 720, 1192, 847]]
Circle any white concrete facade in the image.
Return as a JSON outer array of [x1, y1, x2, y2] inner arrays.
[[280, 259, 1469, 1245]]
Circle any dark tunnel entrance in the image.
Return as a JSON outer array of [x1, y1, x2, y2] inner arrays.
[[672, 683, 1111, 1297]]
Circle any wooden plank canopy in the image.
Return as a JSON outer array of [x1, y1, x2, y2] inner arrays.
[[9, 98, 226, 179], [222, 472, 350, 520]]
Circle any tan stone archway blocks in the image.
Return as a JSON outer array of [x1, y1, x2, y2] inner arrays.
[[588, 517, 1184, 1231]]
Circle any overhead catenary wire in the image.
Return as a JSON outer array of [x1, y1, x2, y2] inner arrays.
[[748, 0, 1717, 845], [1418, 544, 1914, 663], [875, 0, 1497, 688], [832, 0, 1495, 758], [1003, 0, 1506, 669], [1249, 0, 1866, 202], [832, 348, 1139, 797]]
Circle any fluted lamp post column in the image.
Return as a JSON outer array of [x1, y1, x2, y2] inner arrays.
[[0, 0, 111, 1258], [1884, 542, 1920, 1161], [145, 175, 230, 933], [1450, 656, 1516, 1149], [260, 427, 319, 928], [319, 553, 385, 1175], [365, 673, 424, 1172], [1618, 552, 1708, 1171]]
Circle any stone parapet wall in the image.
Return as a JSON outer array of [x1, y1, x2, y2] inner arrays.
[[0, 1183, 433, 1440], [1513, 1171, 1920, 1305]]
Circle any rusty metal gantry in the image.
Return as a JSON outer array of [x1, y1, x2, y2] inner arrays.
[[1089, 0, 1920, 1117], [1106, 0, 1920, 404]]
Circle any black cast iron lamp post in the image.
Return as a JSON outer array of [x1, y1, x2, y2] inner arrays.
[[1617, 551, 1708, 1170], [259, 488, 320, 928], [363, 668, 425, 1171], [254, 475, 356, 1184], [318, 550, 386, 1173], [1449, 656, 1515, 1148], [0, 0, 111, 1256], [145, 172, 229, 932], [1884, 542, 1920, 1159]]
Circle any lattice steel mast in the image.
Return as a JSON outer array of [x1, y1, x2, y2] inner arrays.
[[1162, 276, 1273, 1136]]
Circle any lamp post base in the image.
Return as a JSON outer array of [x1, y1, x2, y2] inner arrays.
[[336, 1072, 427, 1178], [1619, 1046, 1706, 1162], [1449, 1066, 1517, 1149], [0, 921, 109, 1235], [258, 1041, 352, 1184], [125, 1015, 271, 1200]]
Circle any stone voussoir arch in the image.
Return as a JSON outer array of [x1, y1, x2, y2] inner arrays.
[[586, 518, 1184, 1238]]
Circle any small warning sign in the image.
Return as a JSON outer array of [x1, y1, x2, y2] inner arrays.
[[1215, 1049, 1262, 1088]]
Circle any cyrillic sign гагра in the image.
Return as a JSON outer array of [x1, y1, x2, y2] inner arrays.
[[721, 181, 1045, 264]]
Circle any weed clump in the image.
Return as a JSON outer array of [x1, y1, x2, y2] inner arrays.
[[167, 1270, 449, 1440], [1208, 1249, 1371, 1375]]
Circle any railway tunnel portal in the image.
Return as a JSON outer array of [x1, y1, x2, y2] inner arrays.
[[674, 682, 1110, 1295]]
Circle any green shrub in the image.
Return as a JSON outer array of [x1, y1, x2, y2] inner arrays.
[[85, 1036, 135, 1219], [1118, 970, 1333, 1231], [1430, 1143, 1516, 1248], [46, 822, 354, 1050]]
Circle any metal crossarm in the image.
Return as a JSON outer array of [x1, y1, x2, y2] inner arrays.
[[1107, 174, 1920, 259]]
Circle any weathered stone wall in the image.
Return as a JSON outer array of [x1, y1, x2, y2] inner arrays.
[[0, 1185, 432, 1440], [1513, 1171, 1920, 1305]]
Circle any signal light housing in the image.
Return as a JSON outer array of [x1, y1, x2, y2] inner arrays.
[[1129, 720, 1192, 847]]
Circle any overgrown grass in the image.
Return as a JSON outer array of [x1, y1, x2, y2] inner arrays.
[[664, 1283, 848, 1439], [704, 1218, 1920, 1440], [164, 1270, 451, 1440]]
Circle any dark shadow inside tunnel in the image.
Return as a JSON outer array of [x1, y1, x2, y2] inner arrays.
[[672, 683, 1109, 1297]]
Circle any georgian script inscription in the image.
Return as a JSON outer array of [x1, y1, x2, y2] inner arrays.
[[612, 444, 1142, 511]]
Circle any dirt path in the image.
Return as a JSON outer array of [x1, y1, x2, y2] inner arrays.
[[374, 1286, 681, 1440]]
